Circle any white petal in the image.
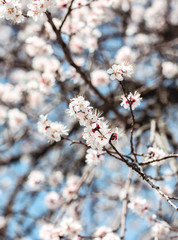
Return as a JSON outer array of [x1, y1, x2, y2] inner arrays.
[[110, 74, 116, 80], [107, 68, 113, 74]]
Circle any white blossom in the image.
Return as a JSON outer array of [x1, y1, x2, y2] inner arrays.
[[39, 223, 58, 240], [0, 0, 24, 23], [39, 72, 55, 94], [146, 147, 166, 165], [128, 197, 148, 216], [45, 191, 61, 210], [144, 0, 167, 31], [91, 70, 109, 87], [27, 170, 45, 190], [162, 61, 178, 79], [48, 171, 64, 186], [37, 115, 69, 142], [151, 221, 170, 240], [0, 84, 22, 105], [0, 216, 7, 229], [26, 36, 53, 57], [60, 217, 82, 238], [8, 108, 27, 132], [67, 96, 111, 150], [27, 0, 56, 21], [103, 232, 120, 240], [115, 46, 136, 63], [62, 175, 80, 200], [107, 64, 134, 81], [110, 127, 124, 149], [32, 55, 60, 73], [121, 91, 142, 110], [94, 226, 112, 239], [85, 148, 104, 166]]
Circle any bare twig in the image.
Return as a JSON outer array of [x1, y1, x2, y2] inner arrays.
[[120, 169, 133, 240]]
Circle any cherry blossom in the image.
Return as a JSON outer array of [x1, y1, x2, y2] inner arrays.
[[146, 147, 166, 165], [32, 55, 60, 73], [0, 216, 7, 229], [37, 115, 69, 142], [151, 221, 170, 239], [128, 197, 148, 216], [107, 64, 134, 81], [91, 69, 110, 87], [27, 170, 45, 190], [39, 223, 57, 240], [45, 191, 61, 210], [60, 216, 82, 238], [94, 226, 112, 239], [0, 0, 177, 239], [103, 232, 120, 240], [39, 72, 55, 94], [62, 175, 80, 200], [85, 148, 104, 166], [48, 171, 64, 187], [67, 96, 112, 150], [0, 0, 24, 23], [8, 108, 27, 132], [27, 0, 55, 21], [121, 91, 142, 110], [115, 46, 137, 64], [162, 61, 178, 79], [25, 36, 53, 57]]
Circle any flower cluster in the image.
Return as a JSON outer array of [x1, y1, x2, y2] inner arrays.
[[62, 175, 80, 200], [146, 147, 166, 165], [162, 61, 178, 79], [91, 69, 109, 87], [121, 91, 142, 110], [27, 170, 45, 190], [39, 223, 57, 240], [37, 115, 69, 142], [128, 197, 148, 216], [67, 96, 112, 150], [39, 72, 55, 94], [60, 217, 82, 239], [94, 226, 120, 240], [0, 0, 24, 23], [115, 46, 137, 64], [48, 171, 63, 187], [85, 148, 104, 166], [39, 217, 82, 240], [107, 64, 134, 81], [45, 191, 61, 210], [25, 36, 53, 57], [8, 108, 27, 132], [102, 233, 120, 240], [151, 221, 170, 239], [27, 0, 55, 21], [144, 0, 167, 31], [0, 83, 22, 105]]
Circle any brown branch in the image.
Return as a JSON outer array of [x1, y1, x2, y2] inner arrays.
[[106, 146, 178, 211], [119, 81, 137, 162], [58, 0, 75, 32], [45, 11, 124, 120], [139, 154, 178, 166]]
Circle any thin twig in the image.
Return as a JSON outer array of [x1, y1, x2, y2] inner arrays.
[[140, 154, 178, 166], [120, 81, 137, 162], [106, 146, 178, 211], [120, 169, 133, 240]]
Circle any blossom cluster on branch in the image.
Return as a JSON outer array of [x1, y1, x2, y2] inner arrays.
[[0, 0, 177, 240]]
